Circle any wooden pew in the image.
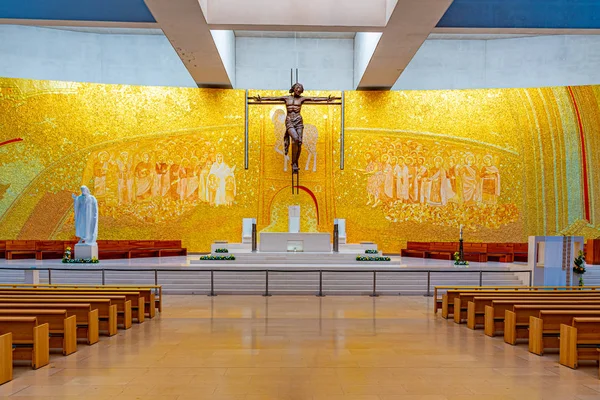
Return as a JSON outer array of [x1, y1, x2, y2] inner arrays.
[[0, 303, 98, 345], [513, 243, 528, 262], [444, 288, 600, 320], [483, 299, 600, 337], [157, 240, 187, 257], [453, 290, 600, 323], [128, 241, 160, 259], [486, 243, 514, 262], [425, 242, 458, 260], [467, 296, 600, 329], [0, 284, 160, 317], [504, 305, 600, 345], [97, 240, 130, 259], [0, 290, 135, 328], [530, 310, 600, 355], [401, 242, 430, 258], [559, 318, 600, 369], [463, 243, 488, 263], [0, 240, 6, 259], [35, 241, 65, 260], [5, 240, 36, 260], [0, 298, 116, 336], [0, 333, 11, 384], [0, 317, 49, 369], [0, 310, 76, 355]]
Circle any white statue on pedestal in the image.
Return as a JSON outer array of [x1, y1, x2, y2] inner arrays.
[[72, 186, 98, 245]]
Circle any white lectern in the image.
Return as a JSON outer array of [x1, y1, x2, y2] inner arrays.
[[288, 206, 300, 233], [334, 219, 346, 244], [528, 236, 584, 286], [242, 218, 256, 244]]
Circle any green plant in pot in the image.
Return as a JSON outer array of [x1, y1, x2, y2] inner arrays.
[[573, 250, 586, 287]]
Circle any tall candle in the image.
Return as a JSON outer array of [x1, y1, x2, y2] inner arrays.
[[460, 225, 463, 240]]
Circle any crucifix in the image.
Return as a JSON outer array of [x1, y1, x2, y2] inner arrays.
[[247, 71, 342, 194]]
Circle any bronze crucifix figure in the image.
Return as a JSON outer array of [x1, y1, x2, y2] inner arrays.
[[251, 83, 340, 174]]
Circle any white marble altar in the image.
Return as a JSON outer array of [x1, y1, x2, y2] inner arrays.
[[259, 232, 331, 252], [288, 206, 300, 233]]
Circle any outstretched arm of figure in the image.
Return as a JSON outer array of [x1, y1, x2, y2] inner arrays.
[[303, 95, 342, 103], [250, 94, 287, 102]]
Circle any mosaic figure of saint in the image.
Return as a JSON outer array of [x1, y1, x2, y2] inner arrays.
[[480, 155, 501, 204]]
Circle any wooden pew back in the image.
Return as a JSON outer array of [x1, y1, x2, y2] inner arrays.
[[560, 317, 600, 368], [0, 317, 49, 369]]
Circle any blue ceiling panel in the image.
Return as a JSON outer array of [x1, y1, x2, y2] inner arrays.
[[438, 0, 600, 29], [0, 0, 155, 23]]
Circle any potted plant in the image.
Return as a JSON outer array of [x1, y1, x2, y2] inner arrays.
[[573, 250, 586, 287], [453, 252, 468, 266]]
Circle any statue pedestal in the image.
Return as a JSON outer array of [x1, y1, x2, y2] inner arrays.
[[75, 244, 98, 260]]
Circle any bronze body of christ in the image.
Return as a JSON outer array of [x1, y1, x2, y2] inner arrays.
[[252, 83, 339, 173]]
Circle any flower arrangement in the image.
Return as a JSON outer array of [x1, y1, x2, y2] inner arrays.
[[200, 255, 236, 261], [365, 249, 378, 254], [214, 248, 229, 253], [453, 252, 469, 266], [573, 250, 586, 286], [63, 247, 72, 261], [356, 256, 391, 262], [63, 257, 99, 264]]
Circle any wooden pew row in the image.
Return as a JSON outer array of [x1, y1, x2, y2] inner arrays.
[[0, 284, 160, 317], [0, 303, 98, 345], [530, 310, 600, 356], [0, 310, 76, 356], [434, 285, 600, 315], [483, 299, 600, 337], [0, 298, 117, 337], [452, 290, 600, 323], [559, 318, 600, 370], [0, 290, 136, 328], [0, 317, 49, 369], [403, 242, 524, 263], [0, 333, 11, 385], [504, 305, 600, 345]]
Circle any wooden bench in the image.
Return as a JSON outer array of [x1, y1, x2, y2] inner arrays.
[[97, 240, 131, 259], [425, 242, 458, 260], [513, 243, 528, 262], [0, 317, 49, 369], [0, 310, 77, 355], [156, 240, 187, 257], [486, 243, 514, 262], [0, 290, 136, 328], [467, 296, 600, 329], [0, 333, 11, 384], [5, 240, 37, 260], [483, 299, 600, 337], [559, 317, 600, 369], [0, 303, 98, 345], [463, 243, 488, 263], [440, 286, 600, 318], [504, 305, 600, 345], [401, 242, 431, 258], [0, 240, 6, 259], [35, 241, 67, 260], [530, 310, 600, 356], [128, 241, 160, 259], [0, 297, 117, 336]]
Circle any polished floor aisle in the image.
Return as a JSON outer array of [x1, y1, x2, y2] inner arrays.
[[2, 296, 600, 399]]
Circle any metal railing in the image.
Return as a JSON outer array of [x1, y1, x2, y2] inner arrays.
[[0, 266, 532, 297]]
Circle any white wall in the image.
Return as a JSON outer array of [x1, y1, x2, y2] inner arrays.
[[395, 35, 600, 90], [235, 36, 354, 90], [0, 25, 196, 88]]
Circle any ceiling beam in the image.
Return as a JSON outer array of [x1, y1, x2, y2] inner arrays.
[[357, 0, 453, 90], [143, 0, 233, 89]]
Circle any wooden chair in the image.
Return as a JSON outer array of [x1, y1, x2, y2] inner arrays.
[[0, 310, 77, 355], [0, 303, 98, 345], [559, 317, 600, 369], [0, 317, 49, 369], [0, 333, 12, 384], [5, 240, 37, 260], [530, 310, 600, 356]]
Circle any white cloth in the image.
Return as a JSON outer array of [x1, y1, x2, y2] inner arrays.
[[73, 186, 98, 245]]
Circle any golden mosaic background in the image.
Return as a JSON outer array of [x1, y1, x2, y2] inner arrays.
[[0, 78, 598, 253]]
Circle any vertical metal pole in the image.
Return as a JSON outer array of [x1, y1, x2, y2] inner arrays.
[[101, 269, 105, 285], [479, 270, 483, 287], [317, 270, 325, 297], [154, 270, 158, 286], [263, 270, 272, 297], [424, 271, 432, 297], [208, 270, 217, 297], [245, 89, 249, 170], [252, 223, 257, 252], [370, 271, 379, 297], [290, 69, 293, 87], [529, 270, 533, 287], [48, 269, 52, 285], [340, 91, 345, 170], [295, 68, 299, 83]]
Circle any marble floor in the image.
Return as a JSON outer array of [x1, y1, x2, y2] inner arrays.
[[2, 295, 600, 400]]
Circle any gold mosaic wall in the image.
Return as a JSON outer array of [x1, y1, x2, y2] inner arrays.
[[0, 78, 598, 253]]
